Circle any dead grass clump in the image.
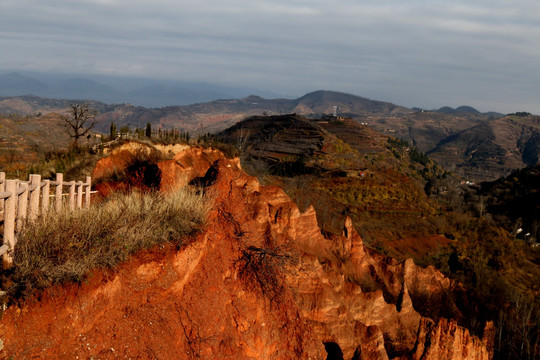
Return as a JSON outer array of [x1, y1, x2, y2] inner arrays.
[[7, 188, 210, 299]]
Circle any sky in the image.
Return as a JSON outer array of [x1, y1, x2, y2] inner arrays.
[[1, 0, 540, 113]]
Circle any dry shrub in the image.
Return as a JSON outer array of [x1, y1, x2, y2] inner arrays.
[[7, 188, 210, 299], [236, 244, 296, 303]]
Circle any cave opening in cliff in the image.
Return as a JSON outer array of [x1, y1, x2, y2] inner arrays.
[[125, 161, 162, 190], [323, 342, 344, 360]]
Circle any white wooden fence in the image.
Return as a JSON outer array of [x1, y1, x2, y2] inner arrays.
[[0, 172, 92, 266]]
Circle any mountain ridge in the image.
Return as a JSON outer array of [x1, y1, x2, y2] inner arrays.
[[1, 91, 535, 181]]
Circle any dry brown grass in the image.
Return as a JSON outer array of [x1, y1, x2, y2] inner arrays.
[[6, 188, 210, 299]]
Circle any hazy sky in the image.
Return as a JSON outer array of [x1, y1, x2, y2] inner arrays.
[[1, 0, 539, 113]]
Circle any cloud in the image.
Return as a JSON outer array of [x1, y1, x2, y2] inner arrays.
[[1, 0, 539, 112]]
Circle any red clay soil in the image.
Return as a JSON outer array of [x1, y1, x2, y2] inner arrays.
[[0, 145, 494, 359], [0, 163, 322, 358]]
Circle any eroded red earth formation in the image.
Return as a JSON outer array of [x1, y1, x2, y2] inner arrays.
[[0, 144, 494, 359]]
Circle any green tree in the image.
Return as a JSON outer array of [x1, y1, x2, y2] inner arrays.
[[110, 122, 117, 140], [145, 122, 152, 138], [119, 125, 131, 137]]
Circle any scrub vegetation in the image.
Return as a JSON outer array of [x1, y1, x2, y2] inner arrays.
[[3, 187, 210, 299]]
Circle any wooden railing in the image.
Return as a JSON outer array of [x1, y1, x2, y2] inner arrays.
[[0, 172, 92, 266]]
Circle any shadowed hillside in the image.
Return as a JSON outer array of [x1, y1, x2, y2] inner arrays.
[[475, 165, 540, 243], [427, 114, 540, 180]]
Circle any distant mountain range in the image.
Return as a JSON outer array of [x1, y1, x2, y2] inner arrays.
[[437, 105, 481, 114], [434, 106, 504, 118], [0, 90, 415, 134], [411, 105, 503, 118], [0, 72, 285, 108], [1, 90, 537, 181]]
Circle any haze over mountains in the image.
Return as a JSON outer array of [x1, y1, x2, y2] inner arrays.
[[0, 72, 285, 108], [0, 71, 506, 116]]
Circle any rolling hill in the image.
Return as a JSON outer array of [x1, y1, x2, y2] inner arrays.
[[217, 114, 447, 249], [0, 112, 71, 174], [1, 91, 536, 181], [89, 90, 416, 135]]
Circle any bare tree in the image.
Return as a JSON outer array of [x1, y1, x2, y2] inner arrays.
[[61, 103, 97, 146], [236, 127, 251, 152]]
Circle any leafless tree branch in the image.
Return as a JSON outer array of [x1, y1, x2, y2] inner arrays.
[[60, 103, 97, 146]]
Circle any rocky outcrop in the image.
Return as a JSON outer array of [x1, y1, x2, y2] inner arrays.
[[0, 145, 494, 359], [157, 146, 226, 191], [411, 318, 495, 360], [92, 142, 225, 195]]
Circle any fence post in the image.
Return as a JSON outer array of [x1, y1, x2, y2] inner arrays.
[[77, 181, 83, 209], [28, 174, 41, 222], [3, 180, 17, 266], [55, 173, 63, 212], [85, 176, 92, 207], [42, 179, 50, 215], [0, 172, 5, 213], [16, 181, 28, 232], [69, 181, 76, 210]]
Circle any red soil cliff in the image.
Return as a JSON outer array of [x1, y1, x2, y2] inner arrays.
[[0, 145, 494, 359]]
